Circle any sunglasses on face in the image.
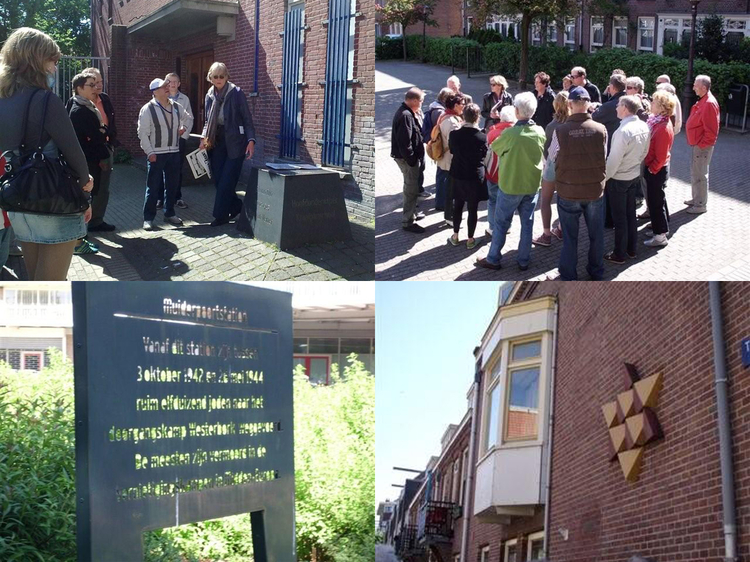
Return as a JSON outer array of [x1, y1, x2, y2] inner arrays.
[[626, 86, 637, 90], [212, 75, 226, 79]]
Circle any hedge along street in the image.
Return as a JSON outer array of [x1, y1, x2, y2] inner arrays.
[[375, 60, 750, 281], [377, 35, 750, 108]]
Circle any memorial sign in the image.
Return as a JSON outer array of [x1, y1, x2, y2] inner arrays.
[[73, 282, 295, 561]]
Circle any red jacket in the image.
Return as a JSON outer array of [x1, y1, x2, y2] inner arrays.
[[686, 91, 720, 149], [485, 121, 514, 183], [645, 119, 674, 175]]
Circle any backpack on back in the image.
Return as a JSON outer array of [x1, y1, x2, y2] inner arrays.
[[421, 107, 438, 140], [426, 114, 449, 162]]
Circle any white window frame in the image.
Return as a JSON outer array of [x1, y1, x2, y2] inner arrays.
[[531, 23, 541, 45], [527, 531, 545, 561], [548, 23, 558, 43], [458, 446, 468, 507], [590, 16, 604, 50], [638, 17, 655, 51], [564, 17, 576, 47], [483, 356, 503, 453], [451, 458, 460, 503], [480, 545, 491, 562], [504, 538, 519, 562], [613, 16, 628, 48], [504, 337, 543, 443]]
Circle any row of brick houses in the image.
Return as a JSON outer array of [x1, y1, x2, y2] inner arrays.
[[91, 0, 375, 221], [385, 281, 750, 562], [377, 0, 750, 58]]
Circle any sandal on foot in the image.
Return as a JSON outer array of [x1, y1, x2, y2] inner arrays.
[[448, 235, 459, 246], [466, 238, 477, 250]]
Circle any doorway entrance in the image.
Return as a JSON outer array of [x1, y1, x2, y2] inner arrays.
[[183, 50, 214, 135]]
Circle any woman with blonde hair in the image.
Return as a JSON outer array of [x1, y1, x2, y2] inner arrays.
[[481, 75, 513, 130], [0, 27, 93, 280], [199, 62, 256, 226], [533, 90, 569, 247], [644, 90, 675, 248]]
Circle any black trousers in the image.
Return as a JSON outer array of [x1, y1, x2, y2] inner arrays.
[[607, 177, 639, 258], [452, 177, 480, 238], [645, 165, 670, 235]]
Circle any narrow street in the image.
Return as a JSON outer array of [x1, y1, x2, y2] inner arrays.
[[376, 543, 401, 562]]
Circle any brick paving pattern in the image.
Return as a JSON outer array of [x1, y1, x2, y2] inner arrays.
[[375, 60, 750, 281], [2, 164, 374, 281]]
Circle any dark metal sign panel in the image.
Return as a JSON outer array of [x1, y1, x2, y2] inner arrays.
[[73, 282, 295, 562]]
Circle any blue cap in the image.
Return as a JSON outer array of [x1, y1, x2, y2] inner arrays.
[[568, 86, 590, 101]]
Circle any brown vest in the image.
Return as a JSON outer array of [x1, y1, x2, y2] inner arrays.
[[555, 113, 607, 201]]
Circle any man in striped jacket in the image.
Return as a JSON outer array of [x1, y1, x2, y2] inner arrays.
[[137, 78, 191, 230]]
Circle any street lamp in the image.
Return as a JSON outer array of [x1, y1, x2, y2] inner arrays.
[[682, 0, 701, 115]]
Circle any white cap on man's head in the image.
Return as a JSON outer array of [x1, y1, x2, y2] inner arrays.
[[149, 78, 166, 91]]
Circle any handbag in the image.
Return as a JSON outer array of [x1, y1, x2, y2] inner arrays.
[[0, 90, 89, 215]]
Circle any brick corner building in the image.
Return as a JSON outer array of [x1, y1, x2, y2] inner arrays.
[[91, 0, 375, 222]]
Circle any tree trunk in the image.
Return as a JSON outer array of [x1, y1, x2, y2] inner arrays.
[[402, 24, 408, 60], [541, 15, 548, 47], [519, 13, 531, 90], [423, 20, 427, 63]]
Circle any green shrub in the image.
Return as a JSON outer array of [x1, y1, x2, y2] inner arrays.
[[662, 41, 689, 60], [113, 147, 132, 165], [466, 28, 505, 45], [375, 36, 403, 60], [0, 351, 76, 562]]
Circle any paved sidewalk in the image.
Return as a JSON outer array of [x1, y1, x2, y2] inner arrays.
[[376, 544, 401, 562], [375, 60, 750, 281], [2, 164, 374, 281]]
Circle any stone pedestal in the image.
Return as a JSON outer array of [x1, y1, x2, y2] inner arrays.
[[237, 166, 352, 250]]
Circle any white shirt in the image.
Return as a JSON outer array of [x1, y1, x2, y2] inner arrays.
[[170, 92, 194, 140], [137, 98, 191, 157], [605, 115, 651, 181]]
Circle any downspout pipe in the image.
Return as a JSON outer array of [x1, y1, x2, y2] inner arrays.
[[543, 300, 559, 559], [460, 359, 482, 562], [709, 281, 738, 562]]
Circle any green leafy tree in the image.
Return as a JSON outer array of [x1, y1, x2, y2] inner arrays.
[[294, 354, 375, 562], [696, 13, 726, 64], [377, 0, 437, 60], [0, 0, 91, 56], [474, 0, 578, 88]]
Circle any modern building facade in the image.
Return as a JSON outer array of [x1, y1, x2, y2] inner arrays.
[[387, 281, 750, 562], [90, 0, 375, 221], [381, 0, 750, 57], [0, 284, 74, 371]]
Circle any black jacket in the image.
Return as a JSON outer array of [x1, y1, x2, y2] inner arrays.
[[65, 92, 117, 147], [202, 85, 256, 159], [481, 90, 513, 130], [532, 86, 556, 129], [592, 90, 625, 152], [68, 101, 111, 162], [390, 103, 424, 167], [448, 125, 487, 181], [584, 80, 601, 104]]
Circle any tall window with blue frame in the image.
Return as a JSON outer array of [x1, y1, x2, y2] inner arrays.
[[280, 0, 306, 159], [321, 0, 356, 168]]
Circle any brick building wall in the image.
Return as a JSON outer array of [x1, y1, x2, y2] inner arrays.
[[91, 0, 375, 221], [519, 281, 750, 562]]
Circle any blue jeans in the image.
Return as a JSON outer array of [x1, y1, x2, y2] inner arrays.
[[209, 139, 245, 220], [144, 152, 180, 221], [435, 167, 448, 210], [557, 196, 605, 281], [486, 190, 536, 268], [486, 180, 499, 233]]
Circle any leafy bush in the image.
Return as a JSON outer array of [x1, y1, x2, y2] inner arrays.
[[466, 28, 505, 45], [391, 33, 750, 106], [113, 147, 133, 165], [376, 36, 403, 60], [294, 354, 375, 562], [0, 351, 76, 562], [696, 13, 726, 63], [662, 41, 689, 60]]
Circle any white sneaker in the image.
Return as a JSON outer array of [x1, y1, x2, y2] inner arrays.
[[143, 220, 153, 230], [644, 233, 668, 247], [165, 215, 184, 226]]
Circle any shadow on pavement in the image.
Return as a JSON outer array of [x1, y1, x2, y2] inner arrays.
[[92, 233, 186, 280]]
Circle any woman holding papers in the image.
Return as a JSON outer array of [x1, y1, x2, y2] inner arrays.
[[199, 62, 256, 227]]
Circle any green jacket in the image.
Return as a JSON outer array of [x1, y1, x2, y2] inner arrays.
[[491, 121, 545, 195]]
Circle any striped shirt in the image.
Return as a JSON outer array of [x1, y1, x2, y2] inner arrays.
[[137, 98, 190, 157]]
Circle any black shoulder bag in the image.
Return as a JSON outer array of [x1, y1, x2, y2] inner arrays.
[[0, 90, 89, 215]]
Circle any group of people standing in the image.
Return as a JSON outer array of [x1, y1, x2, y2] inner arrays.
[[391, 65, 720, 280], [0, 27, 256, 280]]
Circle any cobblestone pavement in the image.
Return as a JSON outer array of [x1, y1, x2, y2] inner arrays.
[[2, 164, 374, 281], [375, 60, 750, 281]]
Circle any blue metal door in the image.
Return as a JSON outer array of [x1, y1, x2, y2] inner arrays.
[[280, 8, 305, 159]]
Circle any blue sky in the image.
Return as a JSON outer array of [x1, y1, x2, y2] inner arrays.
[[375, 281, 504, 507]]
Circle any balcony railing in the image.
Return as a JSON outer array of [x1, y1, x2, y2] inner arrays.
[[417, 501, 455, 544], [0, 304, 72, 327], [396, 524, 422, 557]]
